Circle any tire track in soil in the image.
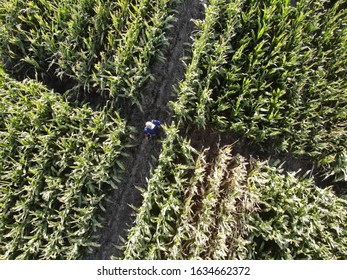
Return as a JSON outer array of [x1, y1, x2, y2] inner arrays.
[[85, 0, 204, 260]]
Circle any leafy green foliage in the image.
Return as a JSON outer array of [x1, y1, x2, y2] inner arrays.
[[173, 0, 347, 182], [0, 69, 132, 259], [0, 0, 177, 106]]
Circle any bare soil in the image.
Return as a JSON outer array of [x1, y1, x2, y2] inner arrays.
[[84, 0, 205, 260]]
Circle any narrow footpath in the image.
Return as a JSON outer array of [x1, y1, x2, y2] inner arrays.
[[86, 0, 204, 260]]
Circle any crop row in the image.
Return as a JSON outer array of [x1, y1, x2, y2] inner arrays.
[[172, 0, 347, 182], [123, 124, 347, 259], [0, 0, 178, 107], [0, 67, 132, 259]]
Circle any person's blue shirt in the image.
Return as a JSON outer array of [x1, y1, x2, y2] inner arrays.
[[144, 120, 161, 136]]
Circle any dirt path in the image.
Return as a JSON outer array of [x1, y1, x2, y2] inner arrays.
[[85, 0, 204, 260]]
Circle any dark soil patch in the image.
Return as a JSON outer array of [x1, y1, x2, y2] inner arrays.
[[84, 0, 204, 260]]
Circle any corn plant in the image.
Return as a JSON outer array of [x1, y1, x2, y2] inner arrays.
[[0, 68, 132, 259]]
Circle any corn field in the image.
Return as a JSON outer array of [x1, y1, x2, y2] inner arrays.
[[0, 0, 177, 106], [1, 0, 346, 260], [123, 124, 347, 260], [173, 0, 347, 182], [0, 68, 132, 259]]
